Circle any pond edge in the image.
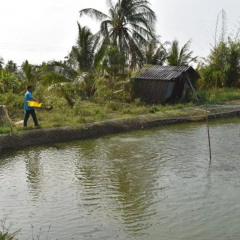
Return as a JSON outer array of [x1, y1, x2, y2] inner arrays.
[[1, 109, 240, 154]]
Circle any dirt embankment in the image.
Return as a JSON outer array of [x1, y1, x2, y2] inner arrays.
[[1, 108, 240, 154]]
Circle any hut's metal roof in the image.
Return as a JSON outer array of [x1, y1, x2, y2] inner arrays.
[[134, 66, 198, 81]]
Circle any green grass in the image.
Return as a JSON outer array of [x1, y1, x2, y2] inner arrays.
[[201, 88, 240, 103], [1, 87, 240, 133], [0, 222, 50, 240], [0, 230, 20, 240], [10, 102, 198, 131]]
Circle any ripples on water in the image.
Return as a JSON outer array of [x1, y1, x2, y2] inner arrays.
[[1, 119, 240, 239]]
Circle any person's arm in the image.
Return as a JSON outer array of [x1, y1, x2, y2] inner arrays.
[[32, 96, 40, 103]]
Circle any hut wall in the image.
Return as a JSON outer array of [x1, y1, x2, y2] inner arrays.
[[135, 80, 168, 104]]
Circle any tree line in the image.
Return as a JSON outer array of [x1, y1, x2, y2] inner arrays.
[[0, 1, 240, 107]]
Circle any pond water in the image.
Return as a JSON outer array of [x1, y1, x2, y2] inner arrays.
[[1, 119, 240, 240]]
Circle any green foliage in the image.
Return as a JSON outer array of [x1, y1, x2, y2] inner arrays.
[[199, 10, 240, 88], [18, 60, 41, 89], [5, 61, 17, 73], [79, 0, 156, 68], [0, 88, 239, 134], [167, 39, 197, 66], [0, 217, 20, 240], [145, 39, 169, 65], [199, 38, 240, 88], [0, 92, 23, 111], [0, 230, 19, 240], [0, 70, 20, 94], [78, 73, 97, 99], [208, 88, 240, 103], [42, 94, 67, 109], [68, 23, 105, 72], [192, 88, 240, 104], [0, 125, 11, 134], [102, 47, 128, 97], [0, 56, 4, 71], [194, 89, 210, 104], [133, 98, 145, 106], [40, 61, 80, 107]]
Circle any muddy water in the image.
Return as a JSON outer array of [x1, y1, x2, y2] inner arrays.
[[0, 119, 240, 239]]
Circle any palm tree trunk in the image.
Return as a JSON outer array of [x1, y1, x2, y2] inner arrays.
[[61, 87, 74, 108]]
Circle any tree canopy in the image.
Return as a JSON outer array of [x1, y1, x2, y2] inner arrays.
[[79, 0, 156, 68]]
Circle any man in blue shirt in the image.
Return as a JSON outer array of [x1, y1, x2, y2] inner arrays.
[[24, 85, 40, 127]]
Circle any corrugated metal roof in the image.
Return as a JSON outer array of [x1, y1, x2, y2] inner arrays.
[[134, 66, 193, 81]]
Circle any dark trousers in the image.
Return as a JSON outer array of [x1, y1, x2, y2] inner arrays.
[[24, 109, 38, 126]]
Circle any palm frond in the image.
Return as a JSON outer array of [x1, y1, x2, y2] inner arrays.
[[48, 82, 67, 91], [79, 8, 109, 21]]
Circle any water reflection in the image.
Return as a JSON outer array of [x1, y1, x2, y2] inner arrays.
[[1, 119, 240, 239], [73, 134, 170, 237], [24, 151, 42, 200]]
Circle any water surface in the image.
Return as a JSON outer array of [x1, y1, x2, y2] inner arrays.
[[1, 119, 240, 239]]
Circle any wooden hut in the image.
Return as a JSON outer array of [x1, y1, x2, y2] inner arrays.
[[132, 66, 200, 104]]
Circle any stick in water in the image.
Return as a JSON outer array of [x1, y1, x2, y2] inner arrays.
[[205, 105, 212, 162]]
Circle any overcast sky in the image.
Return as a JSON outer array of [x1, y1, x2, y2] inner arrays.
[[0, 0, 240, 66]]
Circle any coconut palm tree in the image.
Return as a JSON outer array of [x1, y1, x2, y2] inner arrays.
[[41, 23, 106, 107], [66, 23, 106, 98], [16, 60, 42, 92], [68, 23, 105, 72], [19, 60, 40, 85], [145, 39, 169, 65], [167, 39, 197, 66], [40, 60, 80, 107], [79, 0, 156, 69], [5, 60, 18, 73]]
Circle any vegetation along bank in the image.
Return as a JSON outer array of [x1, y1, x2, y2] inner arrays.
[[1, 2, 240, 154], [1, 102, 240, 155]]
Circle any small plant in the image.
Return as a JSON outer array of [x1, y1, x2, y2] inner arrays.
[[133, 98, 143, 106], [0, 217, 20, 240], [0, 230, 20, 240]]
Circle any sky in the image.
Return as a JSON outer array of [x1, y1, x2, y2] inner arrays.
[[1, 0, 240, 67]]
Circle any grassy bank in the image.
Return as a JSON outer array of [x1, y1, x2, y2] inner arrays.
[[1, 87, 240, 134], [1, 98, 197, 134]]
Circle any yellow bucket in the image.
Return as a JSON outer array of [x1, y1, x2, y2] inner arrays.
[[27, 101, 42, 108]]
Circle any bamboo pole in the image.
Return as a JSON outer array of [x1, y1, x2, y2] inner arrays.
[[186, 74, 199, 101], [205, 105, 212, 162]]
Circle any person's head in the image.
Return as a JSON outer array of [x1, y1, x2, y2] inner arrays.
[[27, 85, 34, 92]]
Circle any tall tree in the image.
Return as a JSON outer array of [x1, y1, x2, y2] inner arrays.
[[19, 60, 40, 87], [5, 60, 18, 73], [41, 61, 79, 107], [145, 39, 169, 65], [79, 0, 156, 68], [66, 23, 106, 98], [69, 23, 105, 72], [199, 10, 240, 88], [167, 39, 197, 66], [102, 46, 126, 97]]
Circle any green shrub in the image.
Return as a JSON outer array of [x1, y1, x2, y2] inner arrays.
[[208, 88, 240, 103]]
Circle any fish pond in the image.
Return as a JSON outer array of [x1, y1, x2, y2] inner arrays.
[[0, 118, 240, 239]]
